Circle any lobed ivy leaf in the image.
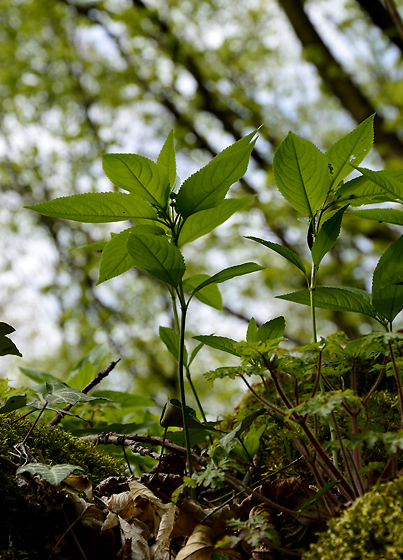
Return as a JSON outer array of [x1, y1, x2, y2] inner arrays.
[[246, 237, 307, 278], [42, 382, 112, 405], [277, 286, 379, 321], [273, 132, 329, 218], [126, 233, 186, 288], [372, 234, 403, 323], [178, 195, 255, 247], [16, 463, 84, 487], [182, 274, 222, 310], [311, 205, 348, 267], [157, 130, 176, 188], [326, 114, 374, 191], [102, 153, 170, 209], [25, 192, 157, 223], [175, 130, 258, 218]]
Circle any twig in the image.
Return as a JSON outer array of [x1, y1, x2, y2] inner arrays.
[[48, 359, 120, 427]]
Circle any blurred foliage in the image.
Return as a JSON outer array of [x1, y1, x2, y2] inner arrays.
[[1, 0, 403, 412]]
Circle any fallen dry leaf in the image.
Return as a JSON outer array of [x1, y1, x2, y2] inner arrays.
[[176, 524, 214, 560]]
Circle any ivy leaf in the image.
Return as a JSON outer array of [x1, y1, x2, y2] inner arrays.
[[277, 286, 379, 321], [157, 130, 176, 188], [0, 322, 22, 357], [178, 196, 255, 247], [193, 335, 240, 357], [102, 153, 170, 208], [245, 237, 307, 279], [190, 262, 264, 298], [182, 274, 222, 310], [16, 463, 84, 487], [159, 326, 188, 364], [311, 206, 348, 267], [326, 114, 374, 191], [372, 234, 403, 323], [25, 192, 157, 223], [42, 382, 112, 405], [176, 130, 258, 218], [349, 208, 403, 226], [273, 132, 329, 218], [126, 233, 186, 287]]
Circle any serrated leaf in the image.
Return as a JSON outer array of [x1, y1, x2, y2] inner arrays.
[[157, 130, 176, 188], [258, 316, 286, 341], [326, 114, 374, 190], [102, 153, 170, 208], [25, 192, 157, 223], [350, 167, 403, 204], [334, 175, 395, 207], [190, 262, 264, 298], [311, 206, 348, 267], [16, 463, 84, 486], [178, 196, 255, 246], [19, 367, 60, 384], [98, 228, 136, 284], [372, 234, 403, 323], [246, 318, 259, 342], [176, 130, 257, 218], [182, 274, 222, 310], [203, 366, 242, 386], [246, 237, 307, 278], [42, 382, 111, 405], [0, 395, 27, 414], [192, 335, 240, 356], [219, 409, 266, 448], [277, 286, 379, 320], [349, 207, 403, 226], [159, 326, 188, 364], [126, 233, 186, 287], [273, 132, 329, 217]]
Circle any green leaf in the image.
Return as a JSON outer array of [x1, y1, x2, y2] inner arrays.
[[19, 367, 59, 384], [204, 366, 242, 386], [175, 130, 258, 218], [246, 317, 259, 342], [372, 234, 403, 323], [160, 398, 218, 430], [0, 323, 22, 357], [349, 207, 403, 226], [102, 153, 170, 208], [72, 342, 110, 374], [159, 326, 188, 364], [42, 382, 112, 405], [16, 463, 84, 486], [298, 479, 341, 515], [326, 114, 374, 190], [0, 395, 27, 414], [157, 130, 176, 188], [178, 196, 256, 246], [334, 175, 396, 207], [258, 316, 286, 341], [219, 409, 266, 449], [351, 167, 403, 204], [190, 262, 264, 298], [0, 322, 14, 337], [25, 192, 157, 223], [246, 237, 307, 278], [188, 342, 204, 367], [126, 233, 186, 288], [192, 335, 240, 356], [311, 206, 348, 267], [91, 390, 156, 408], [273, 132, 329, 217], [182, 274, 223, 310], [277, 286, 379, 320]]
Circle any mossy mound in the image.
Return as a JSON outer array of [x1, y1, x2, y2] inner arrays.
[[303, 475, 403, 560], [0, 412, 125, 559]]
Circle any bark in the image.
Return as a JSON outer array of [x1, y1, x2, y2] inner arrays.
[[355, 0, 403, 54]]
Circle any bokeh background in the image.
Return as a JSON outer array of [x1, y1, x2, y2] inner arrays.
[[1, 0, 403, 415]]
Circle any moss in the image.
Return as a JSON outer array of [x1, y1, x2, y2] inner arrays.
[[303, 475, 403, 560], [0, 412, 125, 558]]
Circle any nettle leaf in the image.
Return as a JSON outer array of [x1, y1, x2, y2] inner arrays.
[[349, 208, 403, 226], [17, 463, 84, 487], [372, 234, 403, 323], [159, 326, 188, 364], [246, 237, 307, 278], [273, 132, 329, 218], [178, 196, 255, 247], [190, 262, 264, 298], [176, 130, 257, 219], [102, 153, 170, 208], [157, 130, 176, 188], [334, 175, 393, 207], [277, 286, 379, 320], [0, 322, 22, 357], [258, 316, 286, 341], [42, 382, 111, 405], [354, 168, 403, 203], [193, 335, 240, 357], [326, 114, 374, 191], [26, 192, 157, 223], [311, 206, 348, 267], [126, 233, 186, 287], [182, 274, 222, 310]]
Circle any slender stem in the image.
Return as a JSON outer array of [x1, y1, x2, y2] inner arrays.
[[178, 299, 193, 479], [310, 263, 318, 343], [388, 340, 403, 429], [22, 401, 48, 446]]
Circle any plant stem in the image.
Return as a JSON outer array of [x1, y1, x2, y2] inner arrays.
[[388, 340, 403, 429], [310, 262, 318, 343]]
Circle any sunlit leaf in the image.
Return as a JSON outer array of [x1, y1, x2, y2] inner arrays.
[[190, 262, 263, 297], [257, 316, 286, 341], [193, 335, 240, 356], [246, 237, 307, 278], [182, 274, 223, 310], [157, 130, 176, 188], [159, 326, 188, 364], [16, 463, 84, 487], [349, 207, 403, 226], [311, 206, 348, 267], [372, 234, 403, 323], [42, 382, 112, 405]]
